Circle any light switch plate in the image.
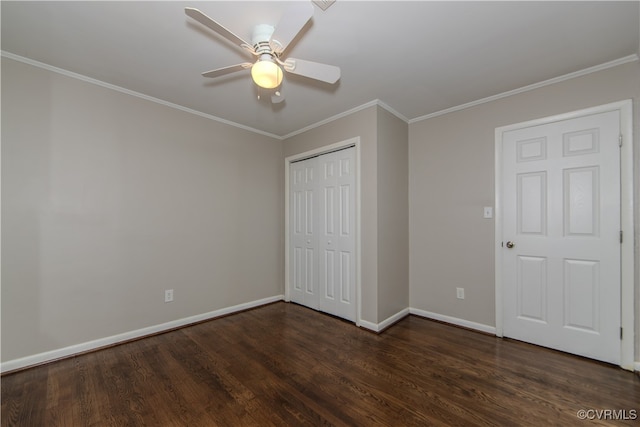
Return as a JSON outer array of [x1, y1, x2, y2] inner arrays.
[[483, 207, 493, 219]]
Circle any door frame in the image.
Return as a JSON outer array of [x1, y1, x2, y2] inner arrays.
[[494, 100, 634, 370], [284, 137, 362, 326]]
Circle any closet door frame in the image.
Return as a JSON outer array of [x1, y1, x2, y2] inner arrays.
[[285, 137, 361, 326]]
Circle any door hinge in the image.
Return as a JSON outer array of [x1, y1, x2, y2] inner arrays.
[[619, 134, 623, 147], [620, 327, 623, 339], [620, 230, 623, 244]]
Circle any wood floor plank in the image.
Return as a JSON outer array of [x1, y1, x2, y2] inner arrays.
[[2, 302, 639, 426]]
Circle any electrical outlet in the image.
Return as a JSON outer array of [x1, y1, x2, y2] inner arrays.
[[165, 289, 174, 303], [456, 288, 465, 300]]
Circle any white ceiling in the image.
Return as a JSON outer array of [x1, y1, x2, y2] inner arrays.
[[2, 1, 638, 138]]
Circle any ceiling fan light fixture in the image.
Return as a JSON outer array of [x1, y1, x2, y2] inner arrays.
[[251, 56, 283, 89]]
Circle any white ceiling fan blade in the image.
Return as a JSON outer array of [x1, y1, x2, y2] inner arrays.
[[185, 7, 256, 55], [202, 63, 253, 78], [270, 2, 314, 54], [283, 58, 340, 84]]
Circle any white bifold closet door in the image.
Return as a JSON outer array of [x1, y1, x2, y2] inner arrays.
[[290, 147, 356, 322]]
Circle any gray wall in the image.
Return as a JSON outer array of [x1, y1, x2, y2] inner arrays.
[[3, 54, 637, 365], [1, 58, 284, 362], [376, 107, 409, 322], [409, 62, 640, 353]]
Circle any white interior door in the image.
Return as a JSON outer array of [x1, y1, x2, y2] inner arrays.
[[289, 147, 356, 321], [501, 110, 621, 365]]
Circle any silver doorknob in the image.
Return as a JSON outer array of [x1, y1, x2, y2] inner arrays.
[[506, 241, 515, 249]]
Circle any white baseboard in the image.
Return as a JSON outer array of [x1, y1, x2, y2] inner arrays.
[[358, 319, 378, 331], [634, 361, 640, 373], [1, 295, 284, 373], [359, 308, 410, 333], [409, 308, 497, 335], [379, 308, 411, 331]]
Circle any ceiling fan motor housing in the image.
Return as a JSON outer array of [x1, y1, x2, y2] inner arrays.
[[250, 24, 283, 89], [252, 24, 276, 53]]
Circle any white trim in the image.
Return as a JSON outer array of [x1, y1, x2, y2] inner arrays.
[[494, 132, 504, 338], [3, 48, 401, 141], [3, 49, 401, 141], [359, 308, 411, 333], [410, 54, 639, 124], [355, 141, 363, 327], [284, 137, 359, 163], [284, 54, 638, 137], [378, 308, 410, 331], [5, 50, 636, 141], [282, 102, 378, 139], [358, 319, 379, 332], [410, 308, 497, 335], [0, 295, 283, 374], [619, 100, 635, 371], [284, 137, 362, 326], [284, 158, 292, 303], [376, 99, 410, 123], [281, 99, 409, 140], [634, 361, 640, 373], [1, 51, 283, 140], [494, 100, 634, 371]]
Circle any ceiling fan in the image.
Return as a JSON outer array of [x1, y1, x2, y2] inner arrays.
[[185, 2, 340, 103]]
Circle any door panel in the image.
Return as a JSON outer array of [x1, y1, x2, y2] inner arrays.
[[502, 110, 620, 365], [324, 249, 335, 299], [517, 172, 546, 235], [517, 255, 547, 323], [564, 166, 599, 236], [563, 259, 599, 332]]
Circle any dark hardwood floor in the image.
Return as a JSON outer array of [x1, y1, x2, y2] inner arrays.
[[2, 302, 639, 426]]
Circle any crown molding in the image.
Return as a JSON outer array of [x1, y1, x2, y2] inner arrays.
[[409, 54, 640, 124], [282, 100, 379, 139], [1, 51, 283, 140], [4, 50, 637, 139], [282, 99, 409, 140]]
